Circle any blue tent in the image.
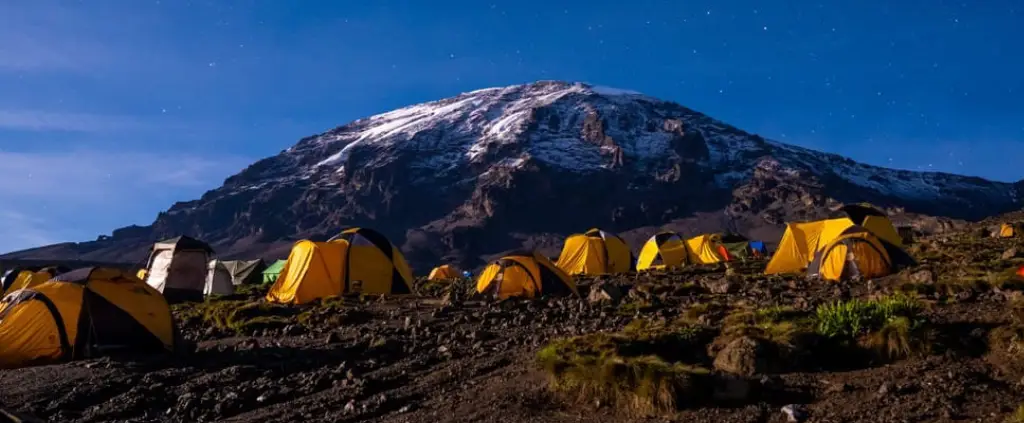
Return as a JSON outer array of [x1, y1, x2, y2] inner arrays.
[[749, 241, 768, 255]]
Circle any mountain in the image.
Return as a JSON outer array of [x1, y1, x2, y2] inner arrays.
[[5, 81, 1022, 270]]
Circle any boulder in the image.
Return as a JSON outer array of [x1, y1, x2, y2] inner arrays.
[[713, 336, 776, 376], [587, 283, 624, 305], [908, 269, 935, 284], [1003, 248, 1019, 260]]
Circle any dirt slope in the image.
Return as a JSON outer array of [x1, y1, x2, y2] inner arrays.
[[2, 221, 1024, 423]]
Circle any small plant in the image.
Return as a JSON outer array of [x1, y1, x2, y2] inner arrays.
[[814, 294, 932, 361], [617, 299, 654, 316], [720, 305, 815, 350], [1006, 404, 1024, 423], [864, 317, 931, 359], [815, 294, 924, 340], [537, 333, 710, 414], [187, 300, 298, 335], [680, 301, 728, 324]]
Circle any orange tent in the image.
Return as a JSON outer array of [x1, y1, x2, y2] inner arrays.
[[1018, 266, 1024, 278]]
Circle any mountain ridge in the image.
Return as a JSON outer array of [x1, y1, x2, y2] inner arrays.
[[4, 81, 1022, 270]]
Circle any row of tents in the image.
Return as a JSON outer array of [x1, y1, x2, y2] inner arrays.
[[1, 204, 911, 310], [263, 227, 771, 304], [0, 204, 1010, 369], [258, 205, 914, 305]]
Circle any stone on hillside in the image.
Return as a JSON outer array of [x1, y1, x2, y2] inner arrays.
[[1003, 248, 1019, 260], [713, 336, 774, 376], [781, 404, 809, 422], [705, 277, 738, 294], [587, 283, 624, 305], [909, 269, 935, 284]]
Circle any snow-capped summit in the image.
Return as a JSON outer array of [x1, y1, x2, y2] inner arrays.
[[305, 81, 660, 172], [6, 80, 1021, 268]]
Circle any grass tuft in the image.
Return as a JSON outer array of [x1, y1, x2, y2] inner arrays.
[[174, 300, 299, 335], [864, 316, 931, 359], [815, 294, 924, 340], [721, 305, 814, 347], [814, 294, 932, 362], [537, 332, 710, 415], [1007, 404, 1024, 423]]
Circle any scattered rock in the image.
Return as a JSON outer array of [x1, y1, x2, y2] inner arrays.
[[781, 404, 808, 422], [713, 336, 776, 376], [823, 380, 850, 394], [705, 277, 738, 295], [909, 269, 935, 284], [587, 283, 624, 305], [1003, 248, 1019, 260]]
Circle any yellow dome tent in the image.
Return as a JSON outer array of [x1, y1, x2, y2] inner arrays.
[[1001, 223, 1016, 238], [1, 267, 68, 296], [636, 232, 688, 271], [765, 218, 857, 275], [0, 267, 176, 369], [836, 204, 903, 247], [266, 227, 413, 304], [476, 251, 576, 299], [556, 228, 632, 275], [427, 264, 461, 281], [808, 226, 895, 281], [766, 216, 914, 279], [685, 234, 727, 264]]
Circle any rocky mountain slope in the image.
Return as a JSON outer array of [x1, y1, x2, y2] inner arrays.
[[5, 81, 1021, 269], [3, 219, 1024, 423]]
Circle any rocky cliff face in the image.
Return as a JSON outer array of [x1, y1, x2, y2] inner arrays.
[[5, 81, 1021, 270]]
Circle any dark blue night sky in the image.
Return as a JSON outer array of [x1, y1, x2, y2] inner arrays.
[[1, 0, 1021, 251]]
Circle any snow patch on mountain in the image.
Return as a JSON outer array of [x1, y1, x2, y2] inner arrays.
[[252, 80, 1019, 211], [589, 85, 644, 96]]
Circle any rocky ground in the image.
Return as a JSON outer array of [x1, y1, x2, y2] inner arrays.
[[3, 219, 1024, 423]]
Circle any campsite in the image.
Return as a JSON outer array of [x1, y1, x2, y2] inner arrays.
[[2, 2, 1023, 422], [1, 208, 1024, 422]]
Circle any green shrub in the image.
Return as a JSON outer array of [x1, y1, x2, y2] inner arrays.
[[815, 294, 924, 340]]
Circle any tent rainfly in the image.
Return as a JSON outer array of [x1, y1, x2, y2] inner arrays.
[[143, 236, 214, 302], [219, 260, 267, 285], [205, 260, 235, 296], [262, 260, 286, 284]]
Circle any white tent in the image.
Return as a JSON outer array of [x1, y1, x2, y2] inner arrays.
[[205, 260, 235, 296], [143, 236, 213, 302]]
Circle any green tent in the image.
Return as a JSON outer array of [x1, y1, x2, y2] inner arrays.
[[262, 259, 286, 284], [722, 242, 752, 260]]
